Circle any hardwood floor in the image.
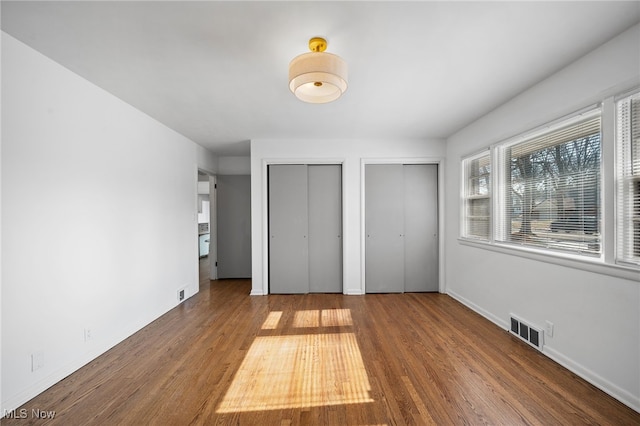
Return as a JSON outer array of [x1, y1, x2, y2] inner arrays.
[[4, 258, 639, 425]]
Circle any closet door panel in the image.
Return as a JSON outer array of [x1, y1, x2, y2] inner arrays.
[[404, 164, 439, 292], [365, 164, 404, 293], [308, 165, 343, 293], [268, 165, 309, 293]]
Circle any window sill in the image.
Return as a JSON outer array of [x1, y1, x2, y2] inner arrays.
[[458, 238, 639, 282]]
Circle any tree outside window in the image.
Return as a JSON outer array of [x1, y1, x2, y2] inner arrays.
[[501, 114, 601, 255]]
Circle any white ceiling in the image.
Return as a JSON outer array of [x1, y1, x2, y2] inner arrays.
[[2, 1, 639, 155]]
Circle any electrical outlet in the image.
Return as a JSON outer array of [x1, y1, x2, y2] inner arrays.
[[84, 328, 93, 342], [545, 320, 554, 337], [31, 351, 44, 372], [178, 287, 186, 302]]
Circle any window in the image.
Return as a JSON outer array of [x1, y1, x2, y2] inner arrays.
[[461, 109, 603, 258], [495, 110, 601, 256], [616, 91, 640, 266], [462, 151, 491, 241], [460, 93, 640, 275]]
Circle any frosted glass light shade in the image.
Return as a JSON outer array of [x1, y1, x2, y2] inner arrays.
[[289, 52, 348, 104]]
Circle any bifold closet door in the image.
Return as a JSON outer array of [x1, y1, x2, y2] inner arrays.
[[404, 164, 438, 292], [268, 164, 342, 294], [308, 165, 342, 293], [365, 163, 438, 293], [365, 164, 405, 293], [269, 165, 309, 293]]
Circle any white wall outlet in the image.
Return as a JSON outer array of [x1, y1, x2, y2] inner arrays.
[[177, 287, 186, 302], [84, 328, 93, 342], [31, 351, 44, 372], [545, 320, 554, 337]]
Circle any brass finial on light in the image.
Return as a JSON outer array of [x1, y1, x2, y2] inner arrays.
[[308, 37, 327, 52]]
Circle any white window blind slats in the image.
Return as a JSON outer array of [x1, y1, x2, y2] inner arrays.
[[616, 93, 640, 265], [462, 152, 491, 241], [509, 116, 601, 159], [496, 110, 602, 256]]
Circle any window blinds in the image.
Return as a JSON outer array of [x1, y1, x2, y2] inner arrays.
[[462, 151, 491, 240], [496, 110, 602, 255], [616, 92, 640, 266]]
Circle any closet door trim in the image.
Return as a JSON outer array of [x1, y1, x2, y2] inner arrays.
[[360, 157, 445, 295]]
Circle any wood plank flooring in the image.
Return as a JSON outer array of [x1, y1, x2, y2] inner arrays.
[[4, 258, 639, 425]]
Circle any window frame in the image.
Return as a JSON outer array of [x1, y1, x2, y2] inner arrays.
[[495, 108, 602, 256], [460, 150, 492, 242], [458, 95, 639, 281], [615, 90, 640, 267]]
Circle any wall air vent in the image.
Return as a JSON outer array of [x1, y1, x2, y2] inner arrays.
[[509, 314, 543, 351]]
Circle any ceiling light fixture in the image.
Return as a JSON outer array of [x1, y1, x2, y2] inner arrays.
[[289, 37, 348, 104]]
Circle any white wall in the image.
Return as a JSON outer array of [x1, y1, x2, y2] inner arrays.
[[196, 145, 218, 176], [250, 138, 445, 296], [218, 156, 250, 175], [1, 33, 214, 412], [445, 24, 640, 411]]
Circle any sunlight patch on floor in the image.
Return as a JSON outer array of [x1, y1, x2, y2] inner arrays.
[[293, 309, 353, 328], [293, 309, 320, 328], [321, 308, 353, 327], [216, 332, 373, 412], [261, 311, 283, 330]]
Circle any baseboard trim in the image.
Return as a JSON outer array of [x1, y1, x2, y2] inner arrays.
[[543, 346, 640, 413], [446, 289, 640, 413], [1, 299, 182, 415], [2, 346, 110, 417], [447, 290, 509, 330]]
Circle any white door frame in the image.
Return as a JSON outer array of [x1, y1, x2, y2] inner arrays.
[[209, 174, 217, 280]]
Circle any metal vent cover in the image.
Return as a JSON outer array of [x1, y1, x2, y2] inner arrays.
[[509, 314, 543, 351]]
